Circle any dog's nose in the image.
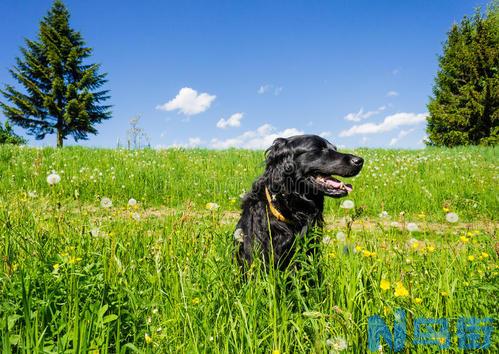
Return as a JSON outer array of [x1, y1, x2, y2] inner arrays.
[[351, 156, 364, 166]]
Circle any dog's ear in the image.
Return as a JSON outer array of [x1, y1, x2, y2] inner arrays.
[[265, 138, 295, 194], [265, 138, 291, 166]]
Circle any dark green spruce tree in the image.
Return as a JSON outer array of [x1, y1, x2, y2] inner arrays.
[[0, 0, 111, 147], [426, 5, 498, 146]]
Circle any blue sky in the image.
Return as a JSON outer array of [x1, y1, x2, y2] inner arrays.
[[0, 0, 489, 149]]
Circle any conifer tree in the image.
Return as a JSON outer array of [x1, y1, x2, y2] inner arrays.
[[426, 5, 498, 146], [0, 0, 111, 147]]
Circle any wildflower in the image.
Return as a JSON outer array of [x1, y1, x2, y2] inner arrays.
[[362, 250, 376, 257], [128, 198, 137, 207], [414, 297, 423, 304], [322, 236, 332, 245], [380, 279, 390, 291], [406, 223, 419, 232], [354, 245, 363, 253], [460, 236, 469, 243], [440, 291, 448, 297], [234, 228, 244, 243], [408, 238, 421, 250], [480, 252, 489, 259], [53, 263, 60, 271], [336, 231, 346, 242], [144, 333, 153, 344], [132, 212, 140, 221], [443, 207, 450, 213], [394, 282, 409, 297], [340, 200, 354, 209], [90, 228, 100, 237], [46, 173, 61, 185], [467, 255, 475, 261], [445, 212, 459, 223], [379, 211, 389, 218], [100, 197, 112, 208], [68, 256, 82, 264], [205, 202, 219, 210], [426, 245, 435, 253], [272, 350, 281, 354], [191, 297, 200, 305], [326, 336, 348, 351]]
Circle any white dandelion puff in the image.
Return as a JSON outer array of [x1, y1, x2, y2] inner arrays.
[[326, 336, 348, 351], [336, 231, 346, 242], [340, 200, 354, 209], [128, 198, 137, 207], [132, 212, 141, 221], [406, 222, 419, 232], [206, 202, 219, 210], [100, 197, 113, 208], [379, 211, 389, 218], [322, 236, 332, 245], [46, 173, 61, 185], [445, 212, 458, 223]]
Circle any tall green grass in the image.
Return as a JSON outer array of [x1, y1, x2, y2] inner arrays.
[[0, 145, 497, 352]]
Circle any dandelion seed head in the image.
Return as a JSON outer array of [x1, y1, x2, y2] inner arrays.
[[100, 197, 113, 208], [340, 200, 354, 209], [445, 212, 459, 223], [46, 173, 61, 185]]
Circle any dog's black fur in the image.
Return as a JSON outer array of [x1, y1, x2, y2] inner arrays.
[[235, 134, 363, 270]]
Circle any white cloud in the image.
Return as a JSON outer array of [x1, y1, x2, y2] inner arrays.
[[210, 124, 303, 149], [344, 106, 386, 122], [258, 84, 283, 96], [156, 87, 216, 115], [216, 112, 243, 129], [386, 90, 399, 97], [389, 128, 415, 146], [339, 112, 427, 137]]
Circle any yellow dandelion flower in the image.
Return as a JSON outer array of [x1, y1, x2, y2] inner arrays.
[[460, 236, 469, 243], [481, 252, 489, 259], [440, 291, 448, 297], [68, 256, 82, 265], [355, 245, 363, 253], [467, 255, 475, 261], [442, 207, 450, 213], [191, 297, 201, 305], [380, 279, 391, 291], [53, 263, 60, 270], [414, 297, 423, 304], [272, 350, 281, 354], [144, 333, 153, 344], [394, 282, 409, 297], [438, 337, 446, 345], [426, 245, 435, 253]]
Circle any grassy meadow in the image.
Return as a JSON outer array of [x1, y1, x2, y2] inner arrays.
[[0, 145, 497, 353]]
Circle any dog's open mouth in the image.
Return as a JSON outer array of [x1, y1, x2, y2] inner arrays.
[[313, 175, 352, 197]]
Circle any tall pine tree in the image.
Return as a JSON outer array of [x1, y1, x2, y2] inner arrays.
[[0, 0, 111, 147], [426, 5, 498, 147]]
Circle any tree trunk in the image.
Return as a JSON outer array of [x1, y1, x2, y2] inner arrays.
[[57, 129, 63, 148]]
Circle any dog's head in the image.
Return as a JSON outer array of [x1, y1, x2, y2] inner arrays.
[[265, 134, 363, 198]]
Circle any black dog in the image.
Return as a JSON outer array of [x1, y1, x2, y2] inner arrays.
[[234, 134, 363, 270]]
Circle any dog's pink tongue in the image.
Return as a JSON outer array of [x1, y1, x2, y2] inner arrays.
[[325, 178, 353, 192]]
